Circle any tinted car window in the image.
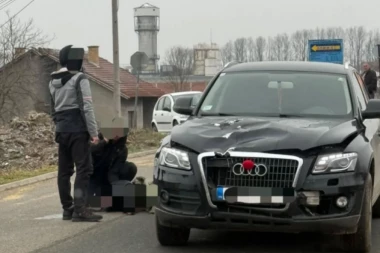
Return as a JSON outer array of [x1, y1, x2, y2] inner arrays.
[[156, 97, 165, 110], [199, 71, 353, 118]]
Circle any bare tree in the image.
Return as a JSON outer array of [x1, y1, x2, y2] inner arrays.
[[325, 27, 345, 39], [345, 27, 356, 65], [0, 12, 52, 123], [254, 36, 266, 61], [234, 37, 248, 62], [281, 34, 292, 60], [220, 26, 380, 71], [163, 45, 194, 92], [315, 27, 326, 39], [292, 29, 313, 61], [364, 30, 376, 62], [266, 37, 276, 61], [271, 34, 291, 61], [246, 37, 255, 62], [345, 26, 368, 69], [220, 40, 234, 65]]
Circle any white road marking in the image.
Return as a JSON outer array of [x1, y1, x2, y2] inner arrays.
[[35, 214, 62, 220]]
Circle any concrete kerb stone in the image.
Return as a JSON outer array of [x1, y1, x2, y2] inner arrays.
[[0, 149, 157, 193]]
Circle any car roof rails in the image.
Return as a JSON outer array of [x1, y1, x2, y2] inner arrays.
[[222, 61, 241, 70]]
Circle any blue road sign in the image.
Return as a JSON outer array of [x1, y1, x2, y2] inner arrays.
[[308, 39, 344, 64]]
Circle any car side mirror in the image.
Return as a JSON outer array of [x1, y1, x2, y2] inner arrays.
[[362, 99, 380, 119], [163, 106, 171, 112], [173, 96, 193, 116]]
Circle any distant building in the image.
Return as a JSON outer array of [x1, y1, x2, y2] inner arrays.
[[193, 43, 223, 77], [0, 46, 166, 128], [134, 3, 160, 74]]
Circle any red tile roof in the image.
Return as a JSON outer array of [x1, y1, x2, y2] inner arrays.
[[151, 82, 207, 94], [33, 48, 166, 98]]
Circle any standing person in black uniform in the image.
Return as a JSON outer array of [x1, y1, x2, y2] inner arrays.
[[49, 45, 103, 222], [362, 62, 378, 99]]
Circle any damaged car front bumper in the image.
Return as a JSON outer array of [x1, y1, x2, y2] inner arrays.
[[155, 150, 365, 234]]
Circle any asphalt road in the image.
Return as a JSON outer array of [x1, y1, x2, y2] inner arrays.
[[2, 154, 380, 253]]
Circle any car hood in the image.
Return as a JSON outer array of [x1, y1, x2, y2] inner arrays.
[[170, 116, 360, 153]]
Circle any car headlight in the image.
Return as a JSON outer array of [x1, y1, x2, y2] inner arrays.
[[313, 152, 358, 174], [159, 147, 191, 170]]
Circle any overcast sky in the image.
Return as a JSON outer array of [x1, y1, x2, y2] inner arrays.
[[1, 0, 379, 66]]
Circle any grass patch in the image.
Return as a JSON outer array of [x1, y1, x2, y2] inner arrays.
[[127, 128, 166, 153], [0, 166, 56, 185]]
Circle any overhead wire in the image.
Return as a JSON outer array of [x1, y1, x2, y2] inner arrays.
[[0, 0, 12, 5], [0, 0, 35, 29], [0, 0, 17, 10]]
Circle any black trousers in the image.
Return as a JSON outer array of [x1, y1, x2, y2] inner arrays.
[[56, 132, 93, 212]]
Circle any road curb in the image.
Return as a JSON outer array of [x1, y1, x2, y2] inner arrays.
[[0, 149, 156, 193], [128, 149, 157, 159]]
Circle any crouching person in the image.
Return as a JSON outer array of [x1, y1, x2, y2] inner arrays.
[[87, 133, 138, 211]]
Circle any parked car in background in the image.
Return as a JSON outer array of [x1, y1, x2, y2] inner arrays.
[[151, 91, 202, 132]]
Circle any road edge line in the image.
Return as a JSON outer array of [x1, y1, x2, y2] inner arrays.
[[0, 149, 157, 193]]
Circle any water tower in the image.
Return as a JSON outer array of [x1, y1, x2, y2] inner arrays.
[[134, 3, 160, 74]]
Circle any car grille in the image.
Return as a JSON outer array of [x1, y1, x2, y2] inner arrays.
[[203, 156, 299, 189]]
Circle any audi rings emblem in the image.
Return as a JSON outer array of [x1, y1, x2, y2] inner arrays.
[[232, 163, 268, 177]]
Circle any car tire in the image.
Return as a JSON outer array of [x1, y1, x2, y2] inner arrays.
[[372, 195, 380, 218], [339, 173, 372, 253], [152, 124, 158, 132], [155, 215, 190, 246], [173, 120, 178, 127]]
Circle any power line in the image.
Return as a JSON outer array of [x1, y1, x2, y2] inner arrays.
[[0, 0, 12, 5], [0, 0, 17, 11], [0, 0, 35, 29]]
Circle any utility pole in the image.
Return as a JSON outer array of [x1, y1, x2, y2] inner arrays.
[[133, 70, 140, 128], [377, 45, 380, 74], [130, 51, 148, 128], [112, 0, 121, 117]]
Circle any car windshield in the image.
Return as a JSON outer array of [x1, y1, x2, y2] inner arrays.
[[198, 71, 353, 118]]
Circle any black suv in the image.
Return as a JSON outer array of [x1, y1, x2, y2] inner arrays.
[[153, 61, 380, 252]]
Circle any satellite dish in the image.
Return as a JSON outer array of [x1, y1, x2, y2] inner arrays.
[[130, 51, 148, 72]]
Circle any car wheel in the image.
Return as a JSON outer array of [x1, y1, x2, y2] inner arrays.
[[155, 215, 190, 246], [152, 124, 158, 132], [339, 173, 372, 252], [173, 120, 178, 127], [372, 194, 380, 218]]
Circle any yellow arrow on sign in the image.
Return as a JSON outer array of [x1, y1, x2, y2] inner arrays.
[[311, 45, 341, 52]]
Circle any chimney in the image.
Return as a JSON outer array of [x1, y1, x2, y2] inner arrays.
[[88, 45, 99, 66], [14, 47, 26, 58]]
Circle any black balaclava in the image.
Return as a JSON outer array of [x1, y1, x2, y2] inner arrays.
[[59, 45, 73, 67]]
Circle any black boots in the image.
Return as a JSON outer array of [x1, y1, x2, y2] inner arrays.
[[72, 208, 103, 222], [62, 206, 74, 220], [63, 206, 103, 222]]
